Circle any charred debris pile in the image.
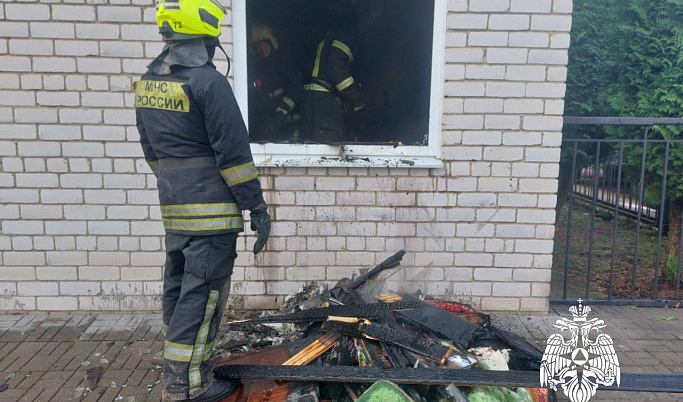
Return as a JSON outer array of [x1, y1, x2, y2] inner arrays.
[[213, 251, 554, 402]]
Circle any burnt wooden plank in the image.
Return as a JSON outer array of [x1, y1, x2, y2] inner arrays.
[[215, 366, 683, 394], [350, 250, 406, 289], [215, 365, 542, 388], [322, 319, 451, 364], [394, 294, 478, 347], [228, 301, 422, 325]]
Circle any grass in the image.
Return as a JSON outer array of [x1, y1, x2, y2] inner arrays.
[[551, 199, 679, 300]]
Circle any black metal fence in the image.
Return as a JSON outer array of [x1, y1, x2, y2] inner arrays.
[[553, 117, 683, 306]]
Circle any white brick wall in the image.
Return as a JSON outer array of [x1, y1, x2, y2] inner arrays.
[[0, 0, 571, 313]]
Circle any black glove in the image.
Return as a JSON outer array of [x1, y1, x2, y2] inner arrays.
[[250, 203, 271, 255]]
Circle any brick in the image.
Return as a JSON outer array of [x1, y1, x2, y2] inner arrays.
[[16, 173, 59, 188], [315, 177, 355, 191], [121, 24, 158, 40], [493, 283, 530, 297], [16, 142, 60, 157], [518, 209, 556, 224], [55, 40, 99, 56], [45, 221, 86, 235], [468, 32, 508, 47], [514, 268, 552, 282], [84, 126, 126, 141], [487, 48, 528, 64], [550, 33, 571, 49], [484, 147, 523, 161], [5, 4, 51, 21], [76, 23, 120, 39], [98, 7, 141, 22], [528, 49, 568, 65], [531, 15, 572, 31], [106, 142, 144, 157], [15, 108, 58, 123], [458, 193, 496, 207], [18, 282, 58, 296], [448, 0, 468, 11], [60, 109, 102, 124], [52, 5, 97, 21], [512, 162, 540, 177], [485, 115, 520, 130], [0, 56, 32, 71], [78, 57, 122, 73], [9, 39, 53, 55], [509, 32, 549, 48], [0, 75, 20, 90], [100, 41, 144, 57], [45, 251, 88, 266], [485, 82, 526, 98], [488, 15, 530, 30], [0, 205, 20, 219], [510, 0, 551, 13], [465, 65, 506, 80], [519, 178, 558, 193], [468, 0, 510, 12], [63, 205, 106, 221], [515, 239, 554, 254], [496, 224, 536, 238], [37, 296, 78, 310], [445, 48, 485, 64], [526, 148, 561, 162], [0, 22, 30, 38], [356, 207, 395, 221], [60, 174, 102, 188], [447, 177, 478, 191], [527, 83, 566, 99], [30, 22, 75, 39], [447, 14, 488, 30], [3, 220, 43, 235], [456, 253, 494, 267], [0, 189, 40, 203], [457, 223, 495, 237]]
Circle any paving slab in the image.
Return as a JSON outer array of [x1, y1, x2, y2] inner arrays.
[[0, 305, 681, 401]]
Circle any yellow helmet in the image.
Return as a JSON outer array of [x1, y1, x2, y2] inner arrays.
[[249, 24, 279, 49], [156, 0, 226, 40]]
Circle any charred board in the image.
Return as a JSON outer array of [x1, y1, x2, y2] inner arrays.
[[215, 365, 542, 388], [394, 294, 479, 347], [350, 250, 406, 289], [321, 319, 451, 364], [228, 301, 422, 325]]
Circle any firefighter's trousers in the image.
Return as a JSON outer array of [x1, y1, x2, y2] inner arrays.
[[162, 232, 238, 401], [301, 92, 345, 143]]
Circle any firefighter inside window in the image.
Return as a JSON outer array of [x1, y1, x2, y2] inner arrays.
[[247, 0, 434, 146]]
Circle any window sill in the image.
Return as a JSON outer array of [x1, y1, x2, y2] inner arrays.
[[250, 143, 443, 168]]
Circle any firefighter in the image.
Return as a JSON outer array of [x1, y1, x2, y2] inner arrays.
[[247, 24, 302, 142], [300, 0, 368, 143], [134, 1, 270, 400]]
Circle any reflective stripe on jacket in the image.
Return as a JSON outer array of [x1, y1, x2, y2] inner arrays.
[[304, 30, 365, 110]]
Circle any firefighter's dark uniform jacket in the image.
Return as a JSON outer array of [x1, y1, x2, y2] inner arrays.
[[301, 30, 365, 142], [134, 63, 265, 236], [134, 49, 263, 400], [248, 50, 302, 141]]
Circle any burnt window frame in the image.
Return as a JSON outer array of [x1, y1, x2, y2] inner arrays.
[[232, 0, 447, 168]]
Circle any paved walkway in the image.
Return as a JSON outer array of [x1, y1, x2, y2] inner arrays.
[[0, 305, 680, 401]]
